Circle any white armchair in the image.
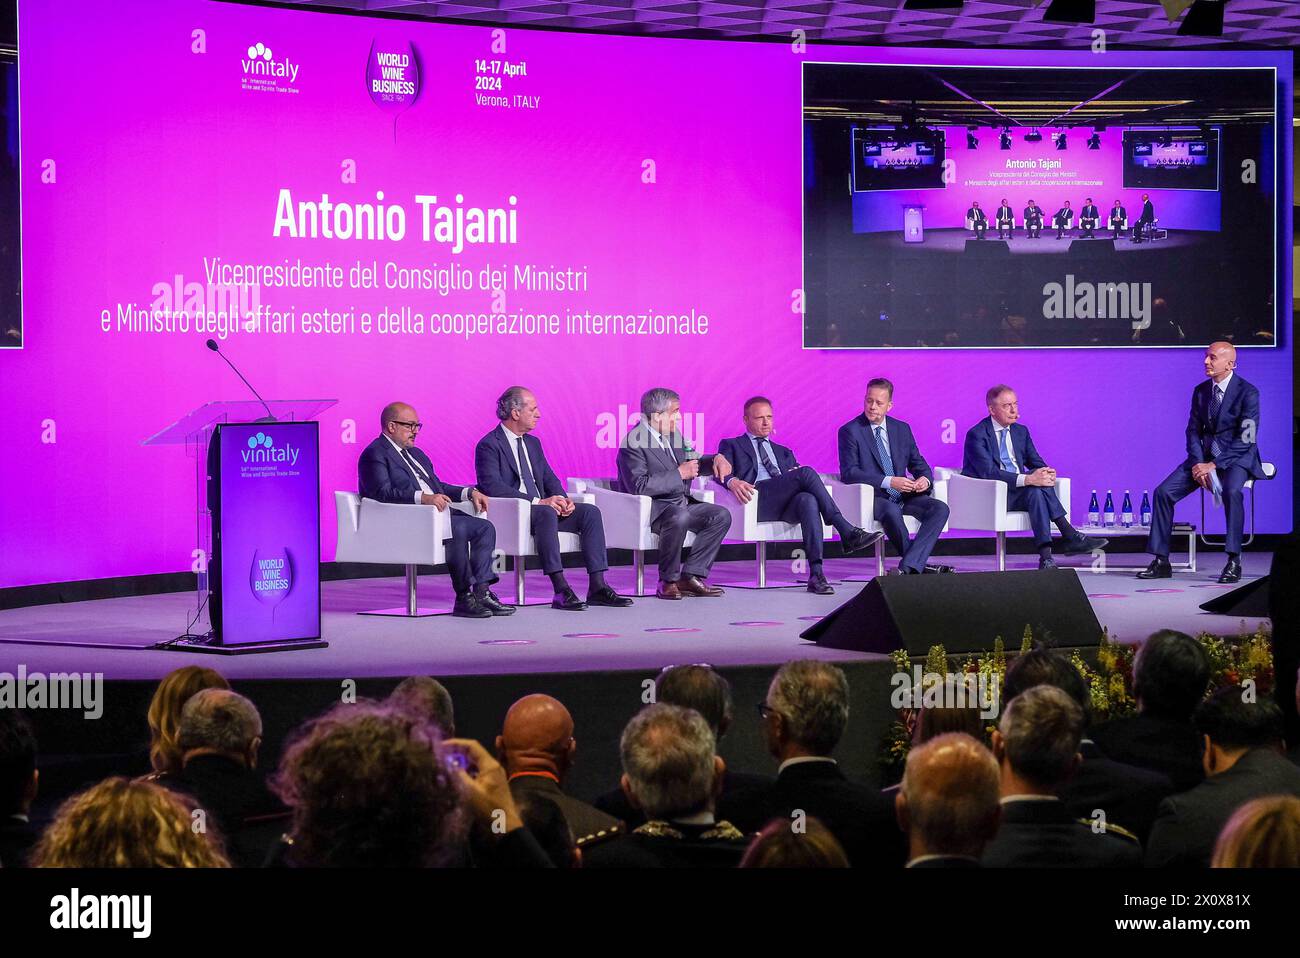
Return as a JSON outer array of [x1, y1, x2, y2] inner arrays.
[[939, 467, 1072, 571], [334, 491, 453, 616], [567, 477, 715, 596], [474, 493, 595, 605], [714, 476, 834, 589], [824, 471, 950, 578]]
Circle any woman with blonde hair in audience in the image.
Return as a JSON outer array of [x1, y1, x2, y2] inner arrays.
[[142, 665, 230, 778], [1211, 795, 1300, 868], [31, 777, 230, 867]]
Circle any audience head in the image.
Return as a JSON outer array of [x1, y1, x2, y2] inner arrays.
[[31, 777, 229, 867], [273, 701, 465, 867], [640, 387, 681, 434], [496, 385, 540, 433], [147, 666, 231, 775], [0, 708, 38, 816], [380, 401, 422, 449], [1002, 647, 1091, 725], [992, 685, 1083, 793], [739, 817, 849, 868], [763, 660, 850, 760], [619, 704, 722, 822], [656, 665, 733, 739], [897, 733, 1001, 861], [495, 693, 576, 779], [1212, 796, 1300, 868], [910, 676, 989, 746], [177, 688, 263, 769], [1195, 686, 1284, 777], [387, 676, 455, 736], [1133, 630, 1209, 719]]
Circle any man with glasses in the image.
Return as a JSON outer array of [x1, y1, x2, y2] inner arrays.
[[961, 385, 1106, 570], [359, 401, 512, 618]]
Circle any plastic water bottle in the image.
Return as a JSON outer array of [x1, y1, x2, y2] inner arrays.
[[1140, 490, 1152, 527], [1121, 490, 1134, 528], [1103, 490, 1116, 527], [1087, 490, 1100, 527]]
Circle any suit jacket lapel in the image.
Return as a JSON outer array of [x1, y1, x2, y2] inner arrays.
[[983, 420, 1000, 469], [495, 427, 521, 484], [863, 417, 886, 472], [1214, 377, 1238, 429]]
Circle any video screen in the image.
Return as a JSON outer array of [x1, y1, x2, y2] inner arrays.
[[803, 62, 1282, 348]]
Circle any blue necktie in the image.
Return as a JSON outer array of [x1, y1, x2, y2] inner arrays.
[[754, 438, 780, 478], [516, 437, 541, 499], [1208, 385, 1224, 458], [875, 426, 900, 502], [998, 428, 1018, 473]]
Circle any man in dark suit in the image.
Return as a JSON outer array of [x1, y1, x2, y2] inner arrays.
[[593, 665, 774, 827], [897, 733, 1000, 868], [1003, 646, 1175, 843], [161, 689, 288, 869], [967, 201, 987, 239], [839, 378, 952, 575], [617, 388, 731, 600], [1023, 200, 1043, 238], [1131, 193, 1155, 242], [982, 686, 1143, 868], [358, 401, 509, 618], [1091, 630, 1212, 793], [995, 198, 1015, 239], [1053, 200, 1073, 239], [1079, 197, 1100, 238], [1139, 343, 1266, 584], [726, 660, 904, 868], [1109, 199, 1127, 240], [717, 397, 879, 595], [494, 694, 623, 844], [1146, 690, 1300, 868], [0, 709, 40, 868], [583, 705, 749, 868], [475, 387, 631, 611], [961, 384, 1106, 570]]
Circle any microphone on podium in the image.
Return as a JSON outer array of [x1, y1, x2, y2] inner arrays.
[[206, 339, 277, 423]]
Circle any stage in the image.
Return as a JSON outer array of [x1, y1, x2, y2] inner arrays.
[[869, 228, 1205, 255]]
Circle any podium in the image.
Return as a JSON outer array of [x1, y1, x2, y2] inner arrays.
[[903, 204, 925, 243], [143, 400, 336, 653]]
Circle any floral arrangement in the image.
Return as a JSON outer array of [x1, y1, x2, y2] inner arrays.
[[880, 623, 1275, 782]]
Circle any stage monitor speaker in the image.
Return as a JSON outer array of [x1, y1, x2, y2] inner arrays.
[[1068, 238, 1115, 256], [964, 240, 1010, 255], [1198, 575, 1271, 617], [800, 570, 1103, 655]]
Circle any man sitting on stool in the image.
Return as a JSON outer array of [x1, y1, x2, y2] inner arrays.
[[1132, 194, 1155, 243], [717, 397, 882, 595], [961, 385, 1107, 570], [838, 379, 952, 576], [359, 401, 511, 618], [475, 386, 632, 611]]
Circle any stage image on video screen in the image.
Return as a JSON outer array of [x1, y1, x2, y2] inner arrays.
[[802, 63, 1282, 349]]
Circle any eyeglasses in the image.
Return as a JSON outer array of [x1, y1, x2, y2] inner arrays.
[[392, 420, 423, 432]]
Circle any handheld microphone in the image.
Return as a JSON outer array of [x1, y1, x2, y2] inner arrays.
[[206, 339, 277, 423]]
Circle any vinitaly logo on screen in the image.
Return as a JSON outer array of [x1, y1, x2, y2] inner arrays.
[[240, 40, 299, 94]]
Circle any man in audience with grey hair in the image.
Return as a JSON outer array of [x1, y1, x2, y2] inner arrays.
[[728, 660, 902, 867], [583, 704, 749, 867], [896, 733, 1000, 868], [161, 688, 287, 867], [617, 387, 732, 600], [982, 685, 1141, 867]]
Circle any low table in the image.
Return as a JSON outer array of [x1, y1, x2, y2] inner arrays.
[[1075, 523, 1196, 573]]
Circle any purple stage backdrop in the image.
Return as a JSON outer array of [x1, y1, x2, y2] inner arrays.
[[852, 126, 1221, 233], [214, 423, 320, 645], [0, 0, 1292, 589]]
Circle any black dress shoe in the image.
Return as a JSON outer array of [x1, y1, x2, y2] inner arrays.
[[552, 587, 587, 611], [842, 528, 885, 555], [1138, 556, 1180, 579], [922, 564, 955, 574], [1063, 535, 1109, 556], [452, 594, 493, 619], [587, 585, 633, 608], [476, 590, 516, 615], [1217, 558, 1242, 584], [1136, 557, 1173, 579], [1038, 556, 1058, 571], [806, 573, 834, 596]]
